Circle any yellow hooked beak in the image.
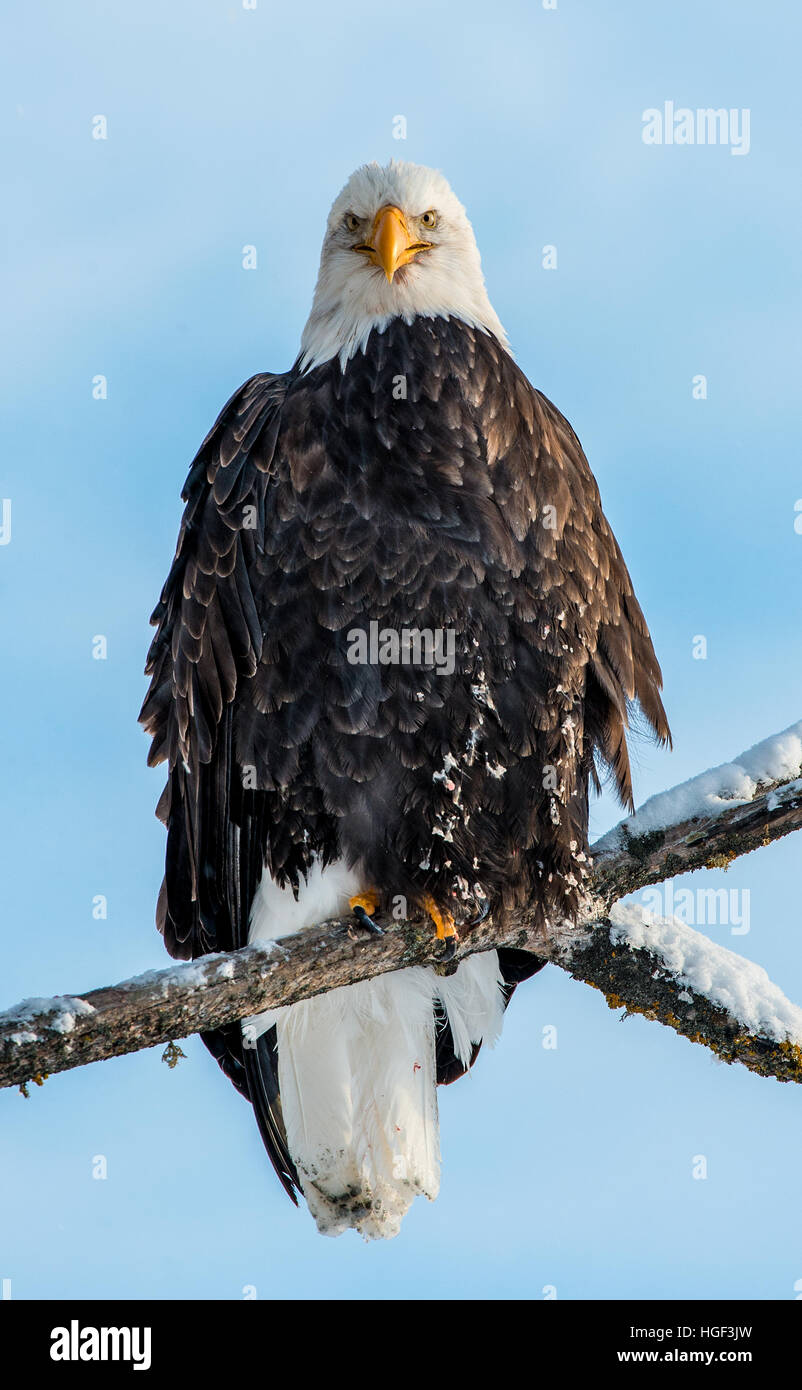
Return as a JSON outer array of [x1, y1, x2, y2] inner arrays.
[[355, 205, 432, 282]]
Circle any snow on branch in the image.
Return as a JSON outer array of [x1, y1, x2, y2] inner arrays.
[[591, 721, 802, 904], [569, 906, 802, 1084], [2, 722, 802, 1094]]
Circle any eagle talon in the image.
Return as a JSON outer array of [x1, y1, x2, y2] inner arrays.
[[465, 897, 490, 929], [352, 904, 383, 936], [349, 892, 383, 935], [423, 893, 459, 953]]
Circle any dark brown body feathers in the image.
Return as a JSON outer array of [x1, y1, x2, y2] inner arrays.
[[141, 316, 669, 1200]]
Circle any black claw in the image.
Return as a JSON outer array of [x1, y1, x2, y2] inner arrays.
[[465, 898, 490, 928], [353, 905, 383, 936], [442, 935, 457, 961]]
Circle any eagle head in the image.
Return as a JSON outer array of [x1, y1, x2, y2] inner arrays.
[[299, 160, 508, 371]]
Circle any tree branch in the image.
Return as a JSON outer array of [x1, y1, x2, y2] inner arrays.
[[567, 907, 802, 1085], [591, 768, 802, 905], [2, 723, 801, 1093]]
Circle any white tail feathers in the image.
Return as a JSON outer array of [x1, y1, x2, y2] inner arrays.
[[245, 859, 506, 1239], [251, 955, 505, 1239]]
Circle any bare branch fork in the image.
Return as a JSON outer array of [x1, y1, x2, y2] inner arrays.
[[2, 723, 802, 1093]]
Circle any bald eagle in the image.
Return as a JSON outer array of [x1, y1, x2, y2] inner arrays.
[[141, 160, 670, 1239]]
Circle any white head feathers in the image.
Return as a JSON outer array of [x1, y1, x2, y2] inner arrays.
[[299, 160, 508, 372]]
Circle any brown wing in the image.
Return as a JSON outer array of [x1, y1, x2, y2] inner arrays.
[[140, 371, 301, 1202], [141, 372, 287, 957], [488, 353, 671, 812]]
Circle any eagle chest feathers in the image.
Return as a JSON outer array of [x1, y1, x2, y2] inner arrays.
[[236, 318, 595, 926], [142, 160, 669, 1240]]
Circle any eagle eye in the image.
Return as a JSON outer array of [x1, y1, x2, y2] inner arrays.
[[344, 212, 361, 233], [420, 210, 438, 230]]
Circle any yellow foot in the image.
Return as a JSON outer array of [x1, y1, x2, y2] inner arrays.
[[349, 891, 379, 916], [423, 894, 458, 942], [349, 890, 383, 936]]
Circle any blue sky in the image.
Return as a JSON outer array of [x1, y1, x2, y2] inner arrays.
[[1, 0, 801, 1299]]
